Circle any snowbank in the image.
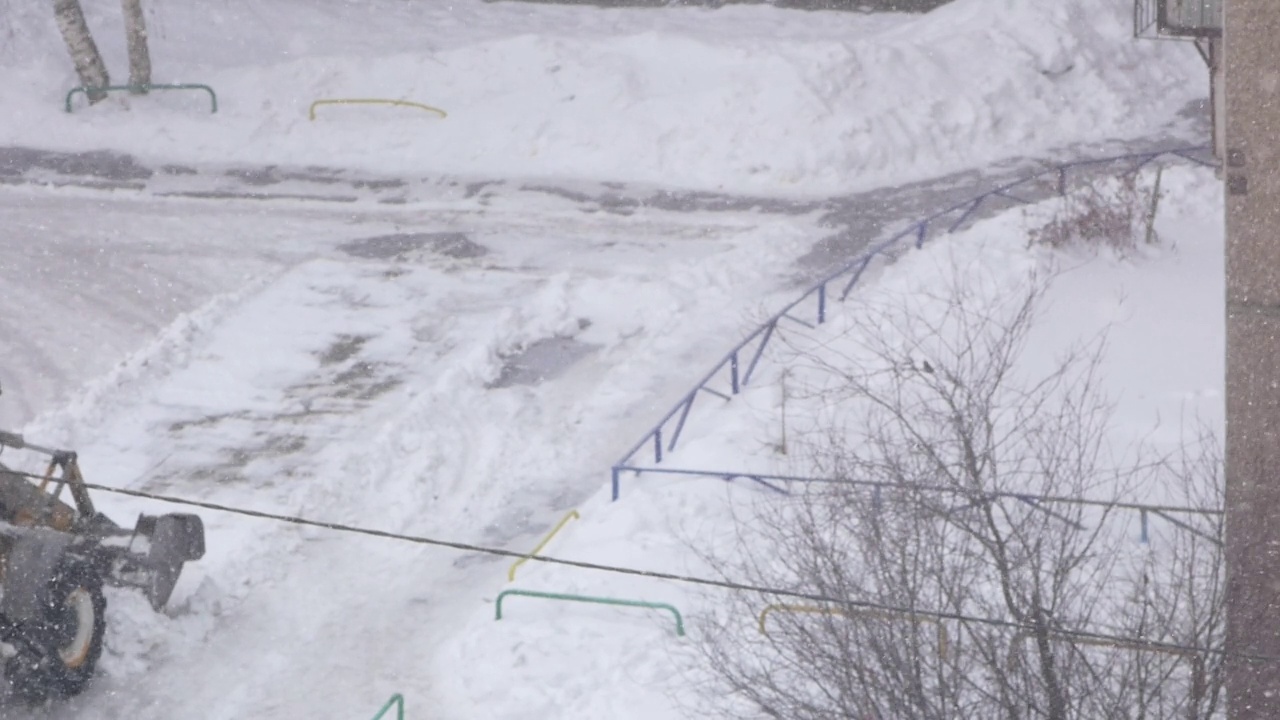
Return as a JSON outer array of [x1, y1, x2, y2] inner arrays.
[[2, 0, 1203, 194]]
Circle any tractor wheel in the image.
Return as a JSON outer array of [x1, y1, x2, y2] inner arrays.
[[6, 560, 107, 702]]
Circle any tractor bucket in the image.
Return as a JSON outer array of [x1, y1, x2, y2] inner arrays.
[[115, 513, 206, 610]]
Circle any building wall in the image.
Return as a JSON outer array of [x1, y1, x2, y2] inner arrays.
[[1223, 0, 1280, 715]]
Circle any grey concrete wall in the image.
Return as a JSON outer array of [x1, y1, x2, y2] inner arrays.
[[1223, 0, 1280, 716]]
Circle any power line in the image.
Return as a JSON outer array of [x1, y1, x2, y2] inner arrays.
[[0, 465, 1255, 664]]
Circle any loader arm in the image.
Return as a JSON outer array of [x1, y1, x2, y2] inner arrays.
[[54, 455, 96, 521], [0, 429, 96, 528]]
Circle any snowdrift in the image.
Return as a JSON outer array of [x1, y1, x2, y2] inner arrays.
[[2, 0, 1203, 194]]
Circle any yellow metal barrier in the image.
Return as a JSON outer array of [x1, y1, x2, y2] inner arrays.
[[758, 603, 949, 659], [309, 98, 447, 120], [508, 510, 580, 582], [1007, 631, 1205, 712]]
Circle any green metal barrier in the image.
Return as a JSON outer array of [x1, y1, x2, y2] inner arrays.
[[309, 98, 447, 120], [495, 589, 685, 636], [369, 693, 404, 720], [65, 83, 217, 113], [508, 510, 580, 582]]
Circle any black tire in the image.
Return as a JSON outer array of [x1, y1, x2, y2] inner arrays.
[[7, 560, 107, 703]]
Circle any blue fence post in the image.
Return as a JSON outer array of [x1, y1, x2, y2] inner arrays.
[[654, 430, 663, 464], [612, 466, 621, 501], [731, 352, 740, 395], [818, 283, 827, 324], [668, 395, 695, 452], [841, 255, 875, 301], [742, 322, 776, 388], [1140, 509, 1149, 545]]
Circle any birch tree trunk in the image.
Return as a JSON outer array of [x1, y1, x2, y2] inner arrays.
[[120, 0, 151, 92], [53, 0, 110, 103]]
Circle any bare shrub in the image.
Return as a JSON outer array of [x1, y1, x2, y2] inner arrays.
[[693, 268, 1224, 720], [1029, 172, 1161, 256]]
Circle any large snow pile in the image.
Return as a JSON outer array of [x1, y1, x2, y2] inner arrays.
[[2, 0, 1203, 194]]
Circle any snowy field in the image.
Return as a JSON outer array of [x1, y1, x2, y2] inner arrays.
[[0, 0, 1220, 717]]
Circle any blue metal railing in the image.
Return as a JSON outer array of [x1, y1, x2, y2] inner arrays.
[[610, 146, 1215, 502]]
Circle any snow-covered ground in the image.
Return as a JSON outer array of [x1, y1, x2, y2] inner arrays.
[[6, 175, 827, 720], [3, 0, 1202, 195], [0, 0, 1220, 717], [427, 162, 1224, 720]]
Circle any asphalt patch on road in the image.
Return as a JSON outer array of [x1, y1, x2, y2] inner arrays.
[[488, 336, 597, 388], [339, 232, 488, 260], [317, 334, 371, 366], [0, 146, 153, 180]]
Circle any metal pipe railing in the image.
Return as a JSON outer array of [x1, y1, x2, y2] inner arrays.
[[758, 603, 950, 660], [508, 510, 580, 582], [308, 98, 446, 120], [65, 83, 217, 113], [369, 693, 405, 720], [610, 147, 1215, 495], [495, 589, 685, 636]]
